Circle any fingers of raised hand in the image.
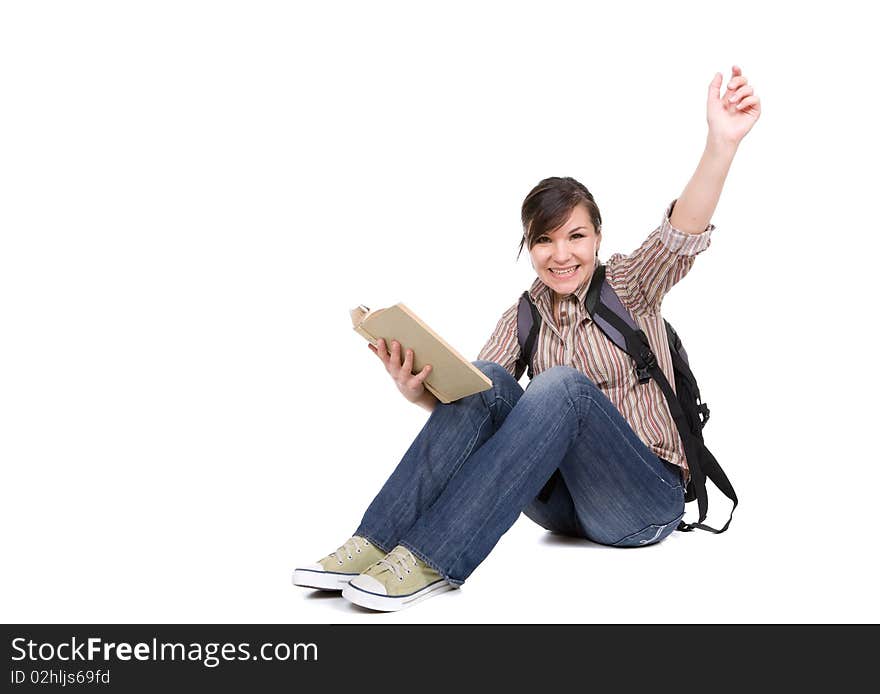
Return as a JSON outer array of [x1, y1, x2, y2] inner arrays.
[[728, 85, 754, 105], [727, 75, 747, 92], [733, 94, 760, 112]]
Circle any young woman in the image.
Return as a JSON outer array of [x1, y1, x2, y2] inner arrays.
[[294, 66, 761, 611]]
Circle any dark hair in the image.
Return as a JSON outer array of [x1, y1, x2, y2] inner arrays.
[[518, 177, 602, 260]]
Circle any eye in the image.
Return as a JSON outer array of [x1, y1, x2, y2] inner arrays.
[[535, 236, 550, 244], [571, 233, 585, 239]]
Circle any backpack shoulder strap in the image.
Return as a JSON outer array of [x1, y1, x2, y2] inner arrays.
[[586, 265, 655, 382], [586, 266, 736, 533], [516, 291, 541, 380], [516, 291, 562, 503]]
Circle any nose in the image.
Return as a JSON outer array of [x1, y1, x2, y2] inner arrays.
[[551, 240, 571, 263]]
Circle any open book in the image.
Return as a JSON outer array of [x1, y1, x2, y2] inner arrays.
[[350, 303, 493, 404]]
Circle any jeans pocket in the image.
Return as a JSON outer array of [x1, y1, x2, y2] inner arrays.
[[611, 512, 684, 547]]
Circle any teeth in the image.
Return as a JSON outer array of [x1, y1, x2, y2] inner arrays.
[[550, 266, 578, 276]]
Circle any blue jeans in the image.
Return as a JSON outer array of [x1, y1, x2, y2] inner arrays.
[[355, 360, 685, 586]]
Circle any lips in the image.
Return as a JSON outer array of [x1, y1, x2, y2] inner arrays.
[[548, 265, 579, 276]]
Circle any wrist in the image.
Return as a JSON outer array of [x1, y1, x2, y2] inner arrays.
[[705, 133, 739, 157], [415, 388, 438, 412]]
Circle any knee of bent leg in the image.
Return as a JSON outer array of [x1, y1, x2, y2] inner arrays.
[[472, 359, 516, 386], [529, 365, 593, 393]]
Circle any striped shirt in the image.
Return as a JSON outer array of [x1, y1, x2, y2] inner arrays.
[[477, 199, 714, 483]]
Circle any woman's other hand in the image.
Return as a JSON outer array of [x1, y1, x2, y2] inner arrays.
[[707, 65, 761, 146], [368, 338, 435, 407]]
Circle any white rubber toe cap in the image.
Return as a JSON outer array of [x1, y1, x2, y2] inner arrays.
[[348, 574, 387, 595]]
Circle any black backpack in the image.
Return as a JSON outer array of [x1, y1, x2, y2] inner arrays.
[[516, 264, 737, 533]]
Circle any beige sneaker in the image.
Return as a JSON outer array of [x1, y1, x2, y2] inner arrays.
[[292, 537, 385, 590], [342, 545, 457, 611]]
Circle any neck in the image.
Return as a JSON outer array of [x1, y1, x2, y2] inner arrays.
[[552, 271, 593, 306]]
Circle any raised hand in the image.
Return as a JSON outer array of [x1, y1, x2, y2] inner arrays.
[[707, 65, 761, 146]]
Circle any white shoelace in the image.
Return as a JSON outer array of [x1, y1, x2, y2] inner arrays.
[[332, 537, 371, 565], [376, 547, 419, 582]]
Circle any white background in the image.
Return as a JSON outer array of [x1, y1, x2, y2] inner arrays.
[[2, 1, 878, 624]]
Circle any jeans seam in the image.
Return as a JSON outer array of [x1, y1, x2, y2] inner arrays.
[[450, 410, 493, 485], [443, 393, 589, 581], [493, 395, 517, 424], [480, 378, 520, 428], [585, 394, 680, 490], [611, 509, 685, 547]]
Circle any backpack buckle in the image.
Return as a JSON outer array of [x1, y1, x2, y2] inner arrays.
[[636, 347, 657, 384], [698, 401, 711, 427]]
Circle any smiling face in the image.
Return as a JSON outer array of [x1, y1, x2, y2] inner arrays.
[[528, 202, 601, 298]]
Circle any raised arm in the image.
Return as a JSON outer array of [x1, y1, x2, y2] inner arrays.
[[670, 65, 761, 235]]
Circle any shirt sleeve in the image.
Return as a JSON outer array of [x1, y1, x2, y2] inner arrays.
[[476, 301, 522, 379], [606, 198, 714, 313]]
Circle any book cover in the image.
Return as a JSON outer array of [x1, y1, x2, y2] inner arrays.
[[350, 303, 493, 403]]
